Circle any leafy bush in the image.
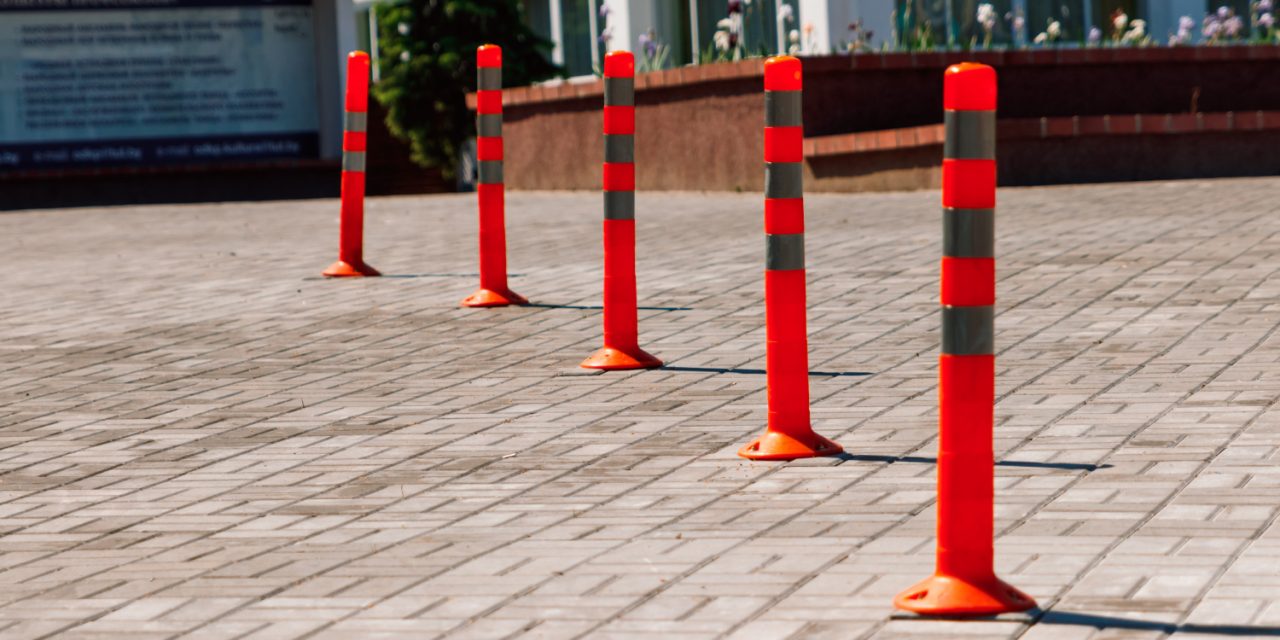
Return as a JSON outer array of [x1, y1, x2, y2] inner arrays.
[[373, 0, 561, 177]]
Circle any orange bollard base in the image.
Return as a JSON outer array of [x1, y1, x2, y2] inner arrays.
[[580, 346, 662, 371], [894, 574, 1036, 617], [738, 428, 842, 461], [460, 288, 528, 308], [323, 260, 381, 278]]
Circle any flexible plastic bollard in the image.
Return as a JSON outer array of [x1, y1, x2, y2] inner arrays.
[[893, 63, 1036, 617], [462, 45, 528, 307], [581, 51, 662, 370], [738, 56, 842, 460], [323, 51, 381, 277]]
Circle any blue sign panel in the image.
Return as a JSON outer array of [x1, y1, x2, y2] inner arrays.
[[0, 0, 320, 172]]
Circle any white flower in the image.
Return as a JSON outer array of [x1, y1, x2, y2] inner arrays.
[[778, 3, 793, 22], [396, 22, 409, 36], [1261, 12, 1276, 28], [713, 29, 731, 51], [976, 3, 997, 31], [1113, 11, 1128, 30], [1179, 15, 1195, 30], [399, 50, 410, 62], [1218, 5, 1230, 18], [789, 28, 800, 43], [1033, 31, 1048, 43], [1122, 19, 1145, 42], [1047, 20, 1061, 37], [1088, 26, 1102, 42]]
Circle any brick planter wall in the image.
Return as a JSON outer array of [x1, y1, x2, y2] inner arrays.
[[472, 46, 1280, 193]]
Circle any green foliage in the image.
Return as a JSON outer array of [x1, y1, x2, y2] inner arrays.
[[373, 0, 561, 176]]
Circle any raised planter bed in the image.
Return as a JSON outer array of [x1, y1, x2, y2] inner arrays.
[[472, 45, 1280, 193]]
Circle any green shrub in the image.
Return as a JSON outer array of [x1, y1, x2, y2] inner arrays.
[[373, 0, 561, 178]]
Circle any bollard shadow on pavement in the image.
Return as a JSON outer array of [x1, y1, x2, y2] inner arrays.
[[841, 453, 1108, 472], [525, 302, 692, 311], [661, 365, 871, 377], [305, 273, 525, 280], [1035, 611, 1280, 636]]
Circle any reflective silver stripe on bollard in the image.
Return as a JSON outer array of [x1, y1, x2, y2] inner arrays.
[[943, 111, 996, 160], [344, 112, 367, 133], [943, 208, 995, 257], [604, 190, 635, 220], [604, 77, 634, 107], [342, 151, 366, 172], [765, 233, 805, 271], [604, 135, 634, 164], [941, 306, 994, 355], [478, 67, 502, 91], [477, 114, 502, 137], [764, 162, 803, 199], [765, 91, 802, 127], [478, 160, 503, 184]]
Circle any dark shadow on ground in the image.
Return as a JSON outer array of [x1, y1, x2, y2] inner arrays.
[[526, 303, 692, 311], [662, 366, 871, 377], [839, 453, 1108, 472], [1037, 611, 1280, 635], [305, 273, 524, 280]]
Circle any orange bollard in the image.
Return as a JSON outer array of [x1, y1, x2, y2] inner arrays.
[[580, 51, 662, 370], [462, 45, 528, 307], [893, 63, 1036, 617], [738, 56, 841, 460], [324, 51, 381, 277]]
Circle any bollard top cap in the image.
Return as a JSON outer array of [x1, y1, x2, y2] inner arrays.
[[477, 44, 502, 68], [944, 63, 996, 111], [764, 56, 802, 92], [604, 50, 635, 78], [347, 50, 369, 62]]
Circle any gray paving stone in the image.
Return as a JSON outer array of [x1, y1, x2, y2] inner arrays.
[[1, 179, 1280, 638]]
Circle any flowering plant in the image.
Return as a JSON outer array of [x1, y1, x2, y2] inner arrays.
[[637, 29, 670, 72], [1033, 18, 1062, 45], [1203, 6, 1245, 43]]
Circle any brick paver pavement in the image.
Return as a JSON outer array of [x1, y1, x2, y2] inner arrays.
[[2, 178, 1280, 639]]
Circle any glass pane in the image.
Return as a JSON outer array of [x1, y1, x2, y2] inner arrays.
[[897, 0, 1014, 47], [695, 0, 785, 57], [562, 0, 596, 76], [1092, 0, 1137, 36], [1028, 0, 1085, 42]]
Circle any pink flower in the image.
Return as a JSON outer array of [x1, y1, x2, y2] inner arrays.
[[1225, 14, 1244, 35]]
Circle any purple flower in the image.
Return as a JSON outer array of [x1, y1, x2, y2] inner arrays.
[[1261, 12, 1276, 27], [1225, 14, 1244, 35], [1217, 5, 1230, 18], [639, 30, 658, 57], [1203, 18, 1222, 37], [1260, 0, 1274, 11], [599, 2, 610, 19], [1087, 26, 1102, 42], [1179, 15, 1195, 31]]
